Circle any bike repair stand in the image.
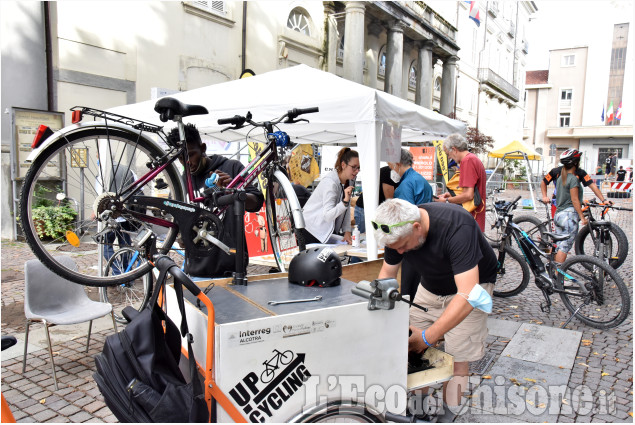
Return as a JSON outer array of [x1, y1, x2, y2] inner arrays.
[[231, 190, 248, 286]]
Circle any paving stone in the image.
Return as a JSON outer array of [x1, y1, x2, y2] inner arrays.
[[501, 324, 582, 369], [31, 409, 57, 422], [487, 318, 522, 338], [68, 411, 92, 422]]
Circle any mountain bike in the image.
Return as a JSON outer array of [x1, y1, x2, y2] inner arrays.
[[574, 199, 631, 269], [512, 199, 630, 269], [490, 196, 630, 329], [19, 98, 313, 287]]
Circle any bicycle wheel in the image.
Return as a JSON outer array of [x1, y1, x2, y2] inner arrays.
[[287, 400, 385, 423], [99, 247, 152, 323], [556, 255, 630, 329], [265, 172, 306, 272], [20, 126, 184, 287], [483, 205, 503, 244], [574, 223, 628, 269], [492, 245, 531, 297], [513, 214, 549, 252]]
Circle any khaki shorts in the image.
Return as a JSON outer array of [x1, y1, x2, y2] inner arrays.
[[409, 283, 494, 363]]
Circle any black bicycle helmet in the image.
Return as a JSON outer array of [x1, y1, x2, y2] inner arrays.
[[288, 247, 342, 287], [560, 149, 582, 165]]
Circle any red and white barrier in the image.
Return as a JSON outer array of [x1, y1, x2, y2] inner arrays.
[[610, 182, 632, 191]]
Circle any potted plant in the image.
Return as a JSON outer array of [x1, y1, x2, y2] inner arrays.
[[30, 185, 78, 240]]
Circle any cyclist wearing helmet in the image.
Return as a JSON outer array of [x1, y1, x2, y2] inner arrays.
[[551, 149, 589, 263], [541, 150, 608, 206]]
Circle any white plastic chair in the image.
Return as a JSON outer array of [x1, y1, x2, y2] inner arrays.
[[22, 256, 117, 390]]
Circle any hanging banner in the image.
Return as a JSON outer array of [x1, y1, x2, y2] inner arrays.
[[409, 147, 436, 181], [245, 203, 273, 257], [432, 140, 449, 183], [380, 121, 401, 163]]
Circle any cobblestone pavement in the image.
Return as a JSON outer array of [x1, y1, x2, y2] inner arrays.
[[1, 191, 632, 422]]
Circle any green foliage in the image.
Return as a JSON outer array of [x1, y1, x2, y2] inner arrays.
[[33, 184, 55, 208], [466, 127, 495, 155], [32, 205, 77, 240]]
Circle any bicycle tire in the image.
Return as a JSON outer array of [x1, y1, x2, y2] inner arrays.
[[99, 247, 152, 323], [265, 172, 306, 272], [20, 126, 184, 287], [556, 255, 630, 329], [512, 214, 549, 252], [483, 205, 503, 244], [492, 245, 531, 297], [287, 399, 385, 423], [574, 222, 628, 269]]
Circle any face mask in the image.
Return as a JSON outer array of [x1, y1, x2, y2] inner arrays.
[[390, 169, 401, 183], [457, 284, 492, 314]]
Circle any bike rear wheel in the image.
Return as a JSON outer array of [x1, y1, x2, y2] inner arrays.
[[265, 173, 306, 272], [99, 247, 152, 323], [492, 244, 531, 297], [513, 215, 549, 252], [574, 222, 628, 269], [556, 255, 630, 329], [20, 127, 184, 287]]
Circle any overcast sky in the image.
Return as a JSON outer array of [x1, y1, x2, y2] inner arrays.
[[526, 0, 633, 70]]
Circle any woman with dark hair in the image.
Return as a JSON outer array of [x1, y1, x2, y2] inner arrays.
[[300, 147, 360, 244], [553, 149, 588, 264]]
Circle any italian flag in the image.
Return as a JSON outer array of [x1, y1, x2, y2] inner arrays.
[[607, 101, 614, 122]]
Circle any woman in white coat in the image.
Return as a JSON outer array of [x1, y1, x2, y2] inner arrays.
[[300, 148, 360, 245]]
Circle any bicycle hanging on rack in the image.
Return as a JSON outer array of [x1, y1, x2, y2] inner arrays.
[[19, 98, 314, 287], [490, 196, 629, 329]]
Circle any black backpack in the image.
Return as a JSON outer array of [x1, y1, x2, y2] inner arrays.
[[93, 264, 209, 422]]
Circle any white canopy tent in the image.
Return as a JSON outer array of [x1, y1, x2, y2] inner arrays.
[[110, 65, 466, 259]]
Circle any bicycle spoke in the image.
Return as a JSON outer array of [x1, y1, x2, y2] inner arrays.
[[557, 256, 629, 328]]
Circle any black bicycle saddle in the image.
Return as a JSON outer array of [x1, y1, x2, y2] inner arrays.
[[154, 97, 208, 122]]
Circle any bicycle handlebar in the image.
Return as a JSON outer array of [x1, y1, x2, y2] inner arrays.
[[217, 115, 246, 126], [155, 255, 201, 296], [217, 107, 319, 129]]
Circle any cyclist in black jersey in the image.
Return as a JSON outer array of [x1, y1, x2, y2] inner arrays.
[[541, 163, 607, 205]]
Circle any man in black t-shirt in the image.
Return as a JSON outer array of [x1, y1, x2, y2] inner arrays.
[[616, 166, 627, 182], [354, 165, 399, 233], [541, 166, 607, 205], [373, 199, 497, 419]]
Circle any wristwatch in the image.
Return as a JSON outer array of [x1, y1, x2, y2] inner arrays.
[[445, 198, 449, 203]]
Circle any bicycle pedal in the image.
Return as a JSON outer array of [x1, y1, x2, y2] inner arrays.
[[540, 303, 550, 313]]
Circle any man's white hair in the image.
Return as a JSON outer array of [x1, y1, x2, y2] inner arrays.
[[443, 133, 469, 152], [373, 198, 421, 246]]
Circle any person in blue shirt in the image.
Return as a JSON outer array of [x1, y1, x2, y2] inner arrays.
[[388, 148, 434, 305], [389, 149, 433, 205]]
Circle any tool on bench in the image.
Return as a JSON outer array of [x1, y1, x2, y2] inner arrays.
[[267, 296, 323, 306]]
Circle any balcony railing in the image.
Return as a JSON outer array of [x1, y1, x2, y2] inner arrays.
[[405, 1, 457, 41], [478, 68, 520, 102]]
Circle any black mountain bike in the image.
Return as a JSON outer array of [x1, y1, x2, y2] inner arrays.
[[491, 196, 629, 329], [512, 199, 630, 269]]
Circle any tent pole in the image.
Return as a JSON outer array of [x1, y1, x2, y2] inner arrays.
[[524, 153, 537, 212]]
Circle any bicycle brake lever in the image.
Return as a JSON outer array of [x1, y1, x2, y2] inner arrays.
[[283, 118, 309, 124], [220, 125, 244, 133]]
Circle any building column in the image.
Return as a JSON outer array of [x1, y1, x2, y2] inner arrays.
[[343, 1, 365, 84], [440, 55, 458, 117], [384, 21, 405, 97], [366, 19, 383, 89], [415, 40, 436, 109], [324, 2, 338, 74]]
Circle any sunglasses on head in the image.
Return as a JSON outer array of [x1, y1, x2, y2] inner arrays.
[[371, 220, 416, 234]]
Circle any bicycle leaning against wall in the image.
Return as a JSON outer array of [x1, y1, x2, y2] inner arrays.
[[19, 98, 313, 287]]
